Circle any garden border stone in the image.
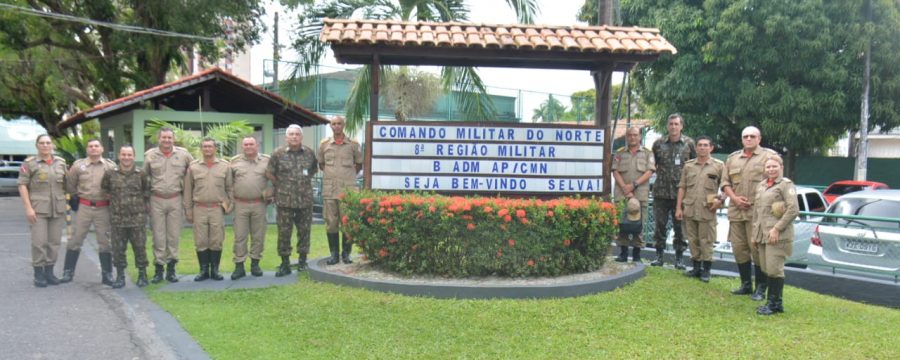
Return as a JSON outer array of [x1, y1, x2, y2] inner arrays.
[[307, 257, 646, 299]]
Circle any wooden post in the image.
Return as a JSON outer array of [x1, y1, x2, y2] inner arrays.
[[593, 66, 613, 198], [370, 54, 380, 124]]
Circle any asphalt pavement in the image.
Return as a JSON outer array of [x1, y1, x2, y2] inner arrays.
[[0, 195, 209, 360]]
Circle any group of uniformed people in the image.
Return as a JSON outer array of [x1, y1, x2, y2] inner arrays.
[[612, 114, 797, 315], [18, 117, 362, 289]]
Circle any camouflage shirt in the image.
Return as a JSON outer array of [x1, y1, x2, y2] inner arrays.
[[652, 135, 696, 199], [101, 165, 149, 227], [266, 145, 318, 209]]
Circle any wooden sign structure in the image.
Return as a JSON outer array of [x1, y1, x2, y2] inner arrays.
[[321, 19, 677, 197]]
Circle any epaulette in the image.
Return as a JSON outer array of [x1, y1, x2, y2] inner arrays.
[[24, 156, 35, 163], [615, 146, 627, 153], [102, 158, 116, 167], [189, 159, 202, 165], [711, 157, 725, 164], [53, 155, 66, 163], [782, 177, 793, 183], [259, 153, 270, 158], [319, 137, 331, 145], [230, 154, 242, 162], [641, 146, 651, 152], [685, 159, 697, 164], [729, 149, 743, 156]]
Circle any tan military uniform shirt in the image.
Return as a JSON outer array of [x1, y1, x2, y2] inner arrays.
[[18, 156, 68, 216], [183, 158, 232, 212], [611, 146, 655, 201], [752, 176, 799, 244], [317, 136, 362, 200], [678, 158, 725, 221], [721, 147, 778, 221], [230, 154, 271, 201], [143, 146, 193, 196], [66, 157, 116, 201]]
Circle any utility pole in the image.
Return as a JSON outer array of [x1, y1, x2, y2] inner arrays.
[[273, 12, 280, 92], [855, 0, 872, 180]]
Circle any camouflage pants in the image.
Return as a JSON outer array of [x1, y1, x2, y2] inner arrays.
[[276, 206, 312, 257], [111, 226, 149, 269], [653, 198, 685, 252]]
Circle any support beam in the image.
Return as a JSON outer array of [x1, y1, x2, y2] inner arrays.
[[369, 54, 381, 124]]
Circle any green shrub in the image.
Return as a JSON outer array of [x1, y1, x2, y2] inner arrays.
[[340, 190, 618, 277]]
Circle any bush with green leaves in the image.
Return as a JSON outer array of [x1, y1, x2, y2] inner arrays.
[[340, 190, 618, 277]]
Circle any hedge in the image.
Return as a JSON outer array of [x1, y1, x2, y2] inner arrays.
[[340, 190, 619, 277]]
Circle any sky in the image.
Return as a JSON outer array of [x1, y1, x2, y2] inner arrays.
[[249, 0, 623, 118]]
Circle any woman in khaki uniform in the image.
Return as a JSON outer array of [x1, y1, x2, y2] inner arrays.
[[17, 134, 69, 288], [751, 156, 798, 315]]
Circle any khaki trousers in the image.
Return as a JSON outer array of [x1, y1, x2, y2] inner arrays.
[[31, 215, 64, 267], [232, 201, 267, 262], [193, 206, 225, 251], [684, 218, 716, 262], [758, 241, 791, 278], [323, 199, 342, 233], [728, 220, 759, 264], [150, 196, 183, 265], [69, 206, 111, 252]]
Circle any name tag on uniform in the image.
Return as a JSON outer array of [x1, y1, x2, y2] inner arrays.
[[674, 158, 681, 165], [302, 169, 308, 176]]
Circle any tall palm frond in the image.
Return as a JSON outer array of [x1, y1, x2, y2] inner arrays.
[[442, 66, 497, 121], [53, 134, 89, 164], [205, 121, 255, 157], [345, 65, 376, 132]]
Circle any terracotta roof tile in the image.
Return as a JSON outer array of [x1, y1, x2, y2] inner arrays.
[[321, 19, 676, 55]]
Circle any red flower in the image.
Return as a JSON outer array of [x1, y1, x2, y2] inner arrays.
[[516, 209, 526, 218], [378, 248, 388, 258], [379, 218, 388, 225], [503, 215, 512, 223], [338, 192, 346, 200], [341, 215, 348, 225], [546, 210, 554, 217], [563, 239, 571, 247], [387, 227, 394, 234], [527, 259, 535, 267], [396, 206, 403, 212], [367, 217, 375, 225], [483, 206, 493, 214], [496, 250, 503, 258], [508, 239, 516, 247], [497, 209, 509, 217], [467, 223, 476, 231], [429, 206, 436, 213], [520, 218, 529, 225]]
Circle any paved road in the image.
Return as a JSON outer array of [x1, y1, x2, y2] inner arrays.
[[0, 196, 208, 359]]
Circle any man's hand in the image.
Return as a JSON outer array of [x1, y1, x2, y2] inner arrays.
[[767, 228, 780, 245], [25, 208, 37, 224], [675, 208, 683, 221]]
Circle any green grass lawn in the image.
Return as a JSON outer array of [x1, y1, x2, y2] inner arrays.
[[140, 224, 899, 359]]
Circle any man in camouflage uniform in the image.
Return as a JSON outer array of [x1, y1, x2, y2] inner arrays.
[[611, 126, 656, 263], [675, 136, 723, 283], [229, 136, 271, 279], [318, 116, 363, 265], [184, 138, 233, 282], [64, 139, 117, 285], [651, 114, 696, 269], [144, 128, 193, 283], [101, 145, 151, 288], [721, 126, 779, 299], [266, 124, 318, 276]]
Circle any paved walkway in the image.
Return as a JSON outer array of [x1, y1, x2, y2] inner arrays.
[[0, 196, 208, 360]]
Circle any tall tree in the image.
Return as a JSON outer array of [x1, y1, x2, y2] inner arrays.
[[531, 94, 566, 122], [0, 0, 265, 136], [611, 0, 900, 172], [286, 0, 539, 133]]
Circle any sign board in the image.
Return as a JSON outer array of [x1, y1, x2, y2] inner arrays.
[[365, 121, 608, 196]]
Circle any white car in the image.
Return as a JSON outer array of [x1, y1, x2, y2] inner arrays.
[[0, 166, 21, 194], [807, 190, 900, 279]]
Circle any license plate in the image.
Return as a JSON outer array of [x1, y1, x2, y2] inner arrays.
[[844, 239, 878, 253]]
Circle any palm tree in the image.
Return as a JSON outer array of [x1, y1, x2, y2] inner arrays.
[[144, 119, 254, 159], [381, 67, 442, 121], [531, 94, 567, 123], [288, 0, 539, 133]]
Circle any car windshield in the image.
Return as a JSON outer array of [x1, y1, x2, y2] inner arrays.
[[825, 184, 867, 196], [825, 198, 900, 229]]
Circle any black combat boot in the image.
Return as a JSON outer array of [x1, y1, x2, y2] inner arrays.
[[757, 277, 785, 315], [136, 267, 149, 287], [614, 246, 628, 263], [731, 262, 753, 295], [750, 265, 768, 301], [250, 259, 263, 277], [326, 232, 340, 265], [99, 252, 114, 286], [194, 251, 210, 282], [297, 253, 308, 271], [60, 249, 80, 283], [684, 260, 701, 278], [209, 250, 224, 281], [112, 266, 126, 289], [165, 260, 179, 283], [673, 250, 686, 270], [650, 248, 664, 266], [631, 247, 642, 263], [44, 265, 60, 285], [275, 256, 292, 277], [231, 262, 246, 280], [341, 233, 353, 264], [34, 266, 47, 288], [700, 261, 712, 283], [151, 263, 165, 284]]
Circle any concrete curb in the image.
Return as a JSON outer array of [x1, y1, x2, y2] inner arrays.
[[308, 257, 646, 299]]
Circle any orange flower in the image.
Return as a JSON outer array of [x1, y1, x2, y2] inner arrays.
[[467, 223, 476, 231], [527, 259, 535, 267], [503, 215, 512, 223], [520, 218, 529, 225], [396, 206, 404, 212], [378, 248, 388, 258], [483, 206, 493, 214], [516, 209, 526, 218], [497, 209, 509, 217], [338, 192, 346, 200], [546, 210, 554, 217], [563, 239, 571, 247], [367, 217, 375, 224], [341, 215, 348, 225], [379, 218, 388, 225], [429, 206, 436, 213], [508, 239, 516, 247]]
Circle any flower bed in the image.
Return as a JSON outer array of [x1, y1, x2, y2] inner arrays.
[[340, 190, 618, 277]]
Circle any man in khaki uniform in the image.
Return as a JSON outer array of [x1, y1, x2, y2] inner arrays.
[[611, 126, 655, 263], [721, 126, 778, 299], [318, 116, 363, 265], [63, 139, 117, 285], [229, 136, 271, 279], [753, 156, 798, 315], [18, 134, 68, 287], [144, 127, 194, 283], [184, 138, 233, 281], [675, 136, 724, 283]]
